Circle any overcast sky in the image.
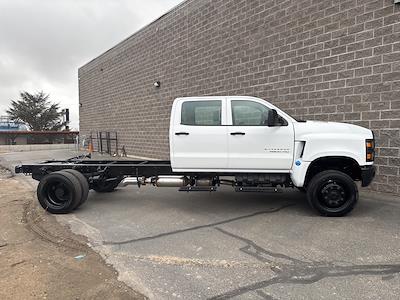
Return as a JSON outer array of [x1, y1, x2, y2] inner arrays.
[[0, 0, 182, 130]]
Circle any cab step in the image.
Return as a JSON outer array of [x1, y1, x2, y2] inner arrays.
[[179, 186, 217, 192], [234, 186, 282, 193]]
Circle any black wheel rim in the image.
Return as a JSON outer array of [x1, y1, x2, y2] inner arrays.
[[43, 179, 72, 208], [317, 179, 350, 212]]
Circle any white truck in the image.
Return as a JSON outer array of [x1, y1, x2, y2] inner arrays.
[[16, 96, 376, 217]]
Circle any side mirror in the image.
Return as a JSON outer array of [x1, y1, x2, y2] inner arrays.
[[267, 109, 279, 127]]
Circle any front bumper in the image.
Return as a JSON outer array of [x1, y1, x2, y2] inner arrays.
[[361, 165, 376, 187]]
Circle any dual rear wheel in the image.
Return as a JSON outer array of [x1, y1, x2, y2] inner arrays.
[[37, 170, 89, 214]]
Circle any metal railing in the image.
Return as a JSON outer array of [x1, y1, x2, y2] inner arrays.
[[90, 131, 119, 156]]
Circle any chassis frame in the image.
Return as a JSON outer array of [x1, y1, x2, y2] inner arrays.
[[15, 154, 175, 182], [14, 154, 366, 217], [15, 154, 289, 185]]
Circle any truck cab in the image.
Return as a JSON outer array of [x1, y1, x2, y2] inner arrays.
[[170, 96, 376, 216]]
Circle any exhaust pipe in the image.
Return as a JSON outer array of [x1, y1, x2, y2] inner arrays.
[[119, 177, 139, 187], [119, 176, 190, 188]]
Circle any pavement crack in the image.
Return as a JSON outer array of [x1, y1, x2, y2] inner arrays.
[[102, 203, 295, 246], [114, 254, 275, 269], [210, 228, 400, 300], [215, 227, 304, 265]]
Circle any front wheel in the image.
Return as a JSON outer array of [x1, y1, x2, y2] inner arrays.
[[307, 170, 358, 217]]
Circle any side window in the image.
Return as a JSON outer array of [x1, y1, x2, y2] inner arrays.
[[231, 100, 271, 126], [181, 101, 222, 126]]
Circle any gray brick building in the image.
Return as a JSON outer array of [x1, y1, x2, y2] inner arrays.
[[79, 0, 400, 194]]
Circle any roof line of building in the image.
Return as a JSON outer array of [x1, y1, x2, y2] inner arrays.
[[0, 131, 79, 135], [79, 0, 190, 70]]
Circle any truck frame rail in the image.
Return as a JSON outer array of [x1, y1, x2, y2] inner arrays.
[[15, 154, 175, 180]]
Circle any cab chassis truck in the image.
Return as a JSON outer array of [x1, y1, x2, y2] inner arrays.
[[15, 96, 376, 217]]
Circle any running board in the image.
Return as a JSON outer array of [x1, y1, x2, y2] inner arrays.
[[235, 186, 282, 193], [179, 186, 217, 192]]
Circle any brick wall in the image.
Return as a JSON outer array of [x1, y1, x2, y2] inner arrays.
[[79, 0, 400, 194]]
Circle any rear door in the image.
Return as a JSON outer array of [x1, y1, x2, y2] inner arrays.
[[227, 98, 295, 171], [171, 98, 228, 170]]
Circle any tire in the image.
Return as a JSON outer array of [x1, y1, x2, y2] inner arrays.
[[93, 178, 121, 193], [306, 170, 358, 217], [62, 169, 89, 209], [37, 171, 83, 214]]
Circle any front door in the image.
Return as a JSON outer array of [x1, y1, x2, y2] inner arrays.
[[171, 98, 228, 170], [227, 99, 294, 171]]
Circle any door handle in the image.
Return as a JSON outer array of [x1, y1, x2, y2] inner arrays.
[[230, 132, 246, 136], [175, 132, 189, 136]]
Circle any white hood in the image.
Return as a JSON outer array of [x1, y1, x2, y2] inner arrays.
[[294, 121, 373, 141]]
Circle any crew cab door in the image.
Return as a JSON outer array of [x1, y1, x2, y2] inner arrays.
[[170, 98, 228, 170], [227, 98, 295, 170]]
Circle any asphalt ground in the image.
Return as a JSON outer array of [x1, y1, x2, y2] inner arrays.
[[2, 150, 400, 299]]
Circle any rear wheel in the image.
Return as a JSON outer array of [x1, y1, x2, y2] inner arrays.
[[37, 171, 82, 214], [307, 170, 358, 217], [62, 169, 89, 209]]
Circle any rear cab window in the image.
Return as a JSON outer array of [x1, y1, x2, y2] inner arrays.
[[181, 100, 222, 126]]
